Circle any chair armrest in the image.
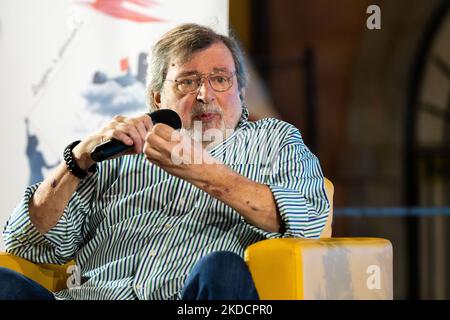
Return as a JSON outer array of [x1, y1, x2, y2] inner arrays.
[[244, 238, 393, 300], [0, 252, 74, 292]]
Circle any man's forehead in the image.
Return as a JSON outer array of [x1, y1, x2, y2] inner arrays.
[[173, 67, 232, 77], [167, 42, 235, 75]]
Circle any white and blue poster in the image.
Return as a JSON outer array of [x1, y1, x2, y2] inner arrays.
[[0, 0, 229, 250]]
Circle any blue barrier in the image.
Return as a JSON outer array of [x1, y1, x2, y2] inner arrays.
[[334, 207, 450, 217]]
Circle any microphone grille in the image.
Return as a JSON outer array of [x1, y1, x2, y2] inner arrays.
[[148, 109, 182, 129]]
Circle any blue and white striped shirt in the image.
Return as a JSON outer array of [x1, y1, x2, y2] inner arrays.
[[3, 109, 330, 300]]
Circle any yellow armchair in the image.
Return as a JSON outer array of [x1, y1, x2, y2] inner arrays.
[[244, 179, 393, 299], [0, 178, 393, 299], [0, 252, 73, 292]]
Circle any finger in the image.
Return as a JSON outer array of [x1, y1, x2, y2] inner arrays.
[[118, 123, 143, 153], [145, 131, 167, 153], [136, 121, 148, 142], [171, 129, 182, 142], [144, 143, 163, 163], [112, 115, 127, 123], [153, 123, 175, 141], [141, 114, 154, 132], [110, 130, 134, 146], [132, 114, 153, 129], [106, 115, 127, 131]]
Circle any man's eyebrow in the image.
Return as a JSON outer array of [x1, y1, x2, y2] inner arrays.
[[212, 67, 231, 73], [174, 67, 232, 78], [175, 70, 198, 77]]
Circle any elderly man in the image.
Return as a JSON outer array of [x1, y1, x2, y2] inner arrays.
[[1, 23, 329, 300]]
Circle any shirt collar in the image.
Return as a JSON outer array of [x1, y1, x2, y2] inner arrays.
[[236, 103, 249, 129]]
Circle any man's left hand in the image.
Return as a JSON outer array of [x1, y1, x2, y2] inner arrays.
[[143, 123, 218, 181]]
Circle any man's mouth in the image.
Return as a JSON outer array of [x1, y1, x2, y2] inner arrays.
[[193, 112, 219, 122]]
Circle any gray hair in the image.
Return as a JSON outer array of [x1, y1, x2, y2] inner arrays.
[[146, 23, 248, 111]]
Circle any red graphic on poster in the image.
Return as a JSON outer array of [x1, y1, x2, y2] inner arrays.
[[78, 0, 164, 23]]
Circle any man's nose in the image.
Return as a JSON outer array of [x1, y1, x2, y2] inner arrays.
[[196, 78, 215, 104]]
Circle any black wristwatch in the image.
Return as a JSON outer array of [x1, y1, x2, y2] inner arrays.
[[63, 140, 97, 179]]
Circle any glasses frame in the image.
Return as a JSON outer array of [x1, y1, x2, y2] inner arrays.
[[165, 71, 236, 94]]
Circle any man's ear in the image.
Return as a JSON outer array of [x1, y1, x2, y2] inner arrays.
[[239, 89, 246, 102], [152, 91, 161, 109]]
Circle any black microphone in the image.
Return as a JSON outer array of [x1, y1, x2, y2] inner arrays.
[[90, 109, 182, 162]]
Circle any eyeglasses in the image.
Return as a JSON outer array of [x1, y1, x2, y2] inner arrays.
[[165, 71, 235, 94]]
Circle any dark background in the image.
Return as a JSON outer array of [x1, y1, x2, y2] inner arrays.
[[229, 0, 450, 299]]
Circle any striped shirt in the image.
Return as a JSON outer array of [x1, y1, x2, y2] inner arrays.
[[3, 108, 330, 300]]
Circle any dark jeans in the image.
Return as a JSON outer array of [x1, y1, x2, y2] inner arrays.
[[0, 251, 259, 300], [0, 267, 55, 300]]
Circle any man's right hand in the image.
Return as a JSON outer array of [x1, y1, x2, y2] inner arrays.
[[72, 114, 154, 170], [28, 114, 153, 234]]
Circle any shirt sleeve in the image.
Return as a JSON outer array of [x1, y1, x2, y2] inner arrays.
[[242, 126, 330, 239], [2, 172, 100, 265]]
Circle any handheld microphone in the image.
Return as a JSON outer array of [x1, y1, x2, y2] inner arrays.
[[90, 109, 182, 162]]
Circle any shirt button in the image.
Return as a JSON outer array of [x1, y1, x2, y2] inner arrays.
[[135, 283, 142, 290], [149, 249, 157, 257], [164, 224, 171, 229], [179, 197, 185, 205]]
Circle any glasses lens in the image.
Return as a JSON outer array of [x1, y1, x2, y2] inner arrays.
[[177, 76, 200, 93], [209, 74, 232, 92], [175, 72, 234, 93]]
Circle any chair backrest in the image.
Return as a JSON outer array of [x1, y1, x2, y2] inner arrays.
[[320, 178, 334, 238]]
